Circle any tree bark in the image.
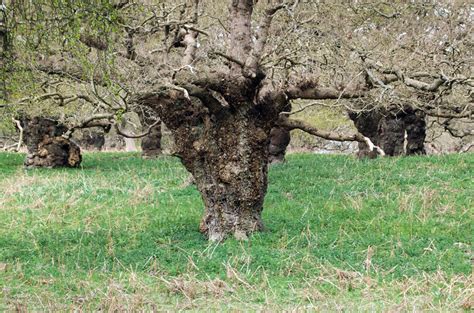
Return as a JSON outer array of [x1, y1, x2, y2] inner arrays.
[[180, 110, 269, 241], [378, 113, 405, 156], [268, 126, 290, 163], [21, 117, 82, 168]]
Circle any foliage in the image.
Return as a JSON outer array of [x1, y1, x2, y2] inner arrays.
[[0, 152, 472, 310]]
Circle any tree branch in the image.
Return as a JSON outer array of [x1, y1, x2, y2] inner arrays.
[[244, 1, 290, 76], [62, 113, 114, 138], [277, 116, 385, 156], [114, 119, 161, 139], [286, 84, 366, 100]]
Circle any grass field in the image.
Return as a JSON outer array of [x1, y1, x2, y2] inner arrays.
[[0, 152, 472, 311]]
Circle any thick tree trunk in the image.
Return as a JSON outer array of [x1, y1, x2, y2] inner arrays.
[[180, 113, 269, 241], [143, 92, 272, 241], [404, 110, 426, 155], [140, 118, 162, 159], [21, 117, 82, 168], [349, 108, 426, 157]]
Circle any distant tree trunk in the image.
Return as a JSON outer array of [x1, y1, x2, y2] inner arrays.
[[378, 113, 405, 156], [21, 117, 82, 168], [404, 110, 426, 155], [140, 117, 162, 159], [349, 107, 426, 157], [348, 111, 382, 158], [268, 126, 290, 163], [73, 128, 105, 151], [119, 119, 137, 151], [269, 103, 291, 163], [124, 138, 136, 151]]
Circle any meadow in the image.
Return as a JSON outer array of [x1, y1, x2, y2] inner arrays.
[[0, 152, 472, 311]]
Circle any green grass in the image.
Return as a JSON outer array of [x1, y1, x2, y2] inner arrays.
[[0, 152, 472, 311]]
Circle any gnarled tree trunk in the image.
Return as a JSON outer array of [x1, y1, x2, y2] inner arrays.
[[349, 108, 426, 157], [21, 117, 81, 168], [136, 0, 372, 241], [191, 113, 269, 241], [142, 87, 275, 241]]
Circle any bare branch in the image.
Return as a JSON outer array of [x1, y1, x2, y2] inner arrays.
[[279, 101, 324, 116], [209, 51, 244, 68], [114, 119, 161, 139], [244, 1, 290, 76], [277, 116, 384, 156], [62, 113, 114, 138]]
